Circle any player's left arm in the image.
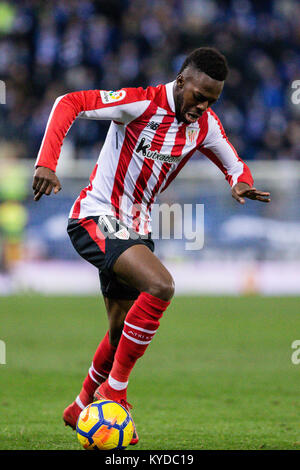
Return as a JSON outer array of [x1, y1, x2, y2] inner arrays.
[[199, 109, 270, 204], [32, 87, 151, 201]]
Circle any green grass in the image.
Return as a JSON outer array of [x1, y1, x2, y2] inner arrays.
[[1, 295, 300, 450]]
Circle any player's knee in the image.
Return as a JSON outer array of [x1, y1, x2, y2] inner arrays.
[[147, 275, 175, 302]]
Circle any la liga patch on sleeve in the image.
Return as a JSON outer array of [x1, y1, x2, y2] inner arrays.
[[100, 89, 126, 104]]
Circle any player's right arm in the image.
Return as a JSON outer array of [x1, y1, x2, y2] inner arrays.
[[199, 108, 270, 204], [32, 88, 151, 201]]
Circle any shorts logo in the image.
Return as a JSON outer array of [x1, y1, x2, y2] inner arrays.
[[99, 215, 115, 233], [100, 89, 126, 104], [99, 216, 130, 240], [186, 128, 199, 145]]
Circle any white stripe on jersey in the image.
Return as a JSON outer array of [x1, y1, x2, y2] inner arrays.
[[79, 99, 151, 126]]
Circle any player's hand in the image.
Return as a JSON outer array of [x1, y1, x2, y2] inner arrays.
[[232, 182, 271, 204], [32, 166, 62, 201]]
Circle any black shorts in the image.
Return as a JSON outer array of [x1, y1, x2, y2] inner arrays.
[[67, 215, 155, 300]]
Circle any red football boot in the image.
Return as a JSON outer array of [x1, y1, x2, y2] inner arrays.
[[63, 400, 83, 430], [94, 382, 139, 445], [63, 388, 93, 430]]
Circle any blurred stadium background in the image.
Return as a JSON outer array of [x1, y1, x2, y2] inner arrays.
[[0, 0, 300, 296]]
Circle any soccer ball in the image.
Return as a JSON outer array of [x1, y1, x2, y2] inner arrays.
[[76, 399, 134, 450]]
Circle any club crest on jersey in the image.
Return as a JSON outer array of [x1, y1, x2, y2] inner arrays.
[[114, 227, 130, 240], [100, 89, 126, 104], [186, 127, 199, 145]]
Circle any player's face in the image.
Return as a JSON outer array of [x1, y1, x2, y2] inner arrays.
[[174, 68, 224, 124]]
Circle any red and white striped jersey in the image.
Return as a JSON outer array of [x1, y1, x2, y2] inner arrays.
[[36, 81, 253, 234]]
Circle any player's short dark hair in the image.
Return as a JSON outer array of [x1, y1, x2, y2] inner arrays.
[[179, 47, 229, 81]]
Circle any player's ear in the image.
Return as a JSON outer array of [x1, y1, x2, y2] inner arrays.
[[176, 74, 185, 89]]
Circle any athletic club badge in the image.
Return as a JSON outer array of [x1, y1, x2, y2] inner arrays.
[[186, 128, 199, 145], [114, 227, 130, 240]]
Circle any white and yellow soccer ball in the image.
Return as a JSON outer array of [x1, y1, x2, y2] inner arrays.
[[76, 399, 134, 450]]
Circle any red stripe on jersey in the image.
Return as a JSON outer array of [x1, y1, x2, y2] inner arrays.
[[237, 164, 253, 186], [71, 163, 98, 218], [132, 114, 175, 231], [169, 124, 187, 157], [78, 217, 106, 253], [110, 102, 158, 220]]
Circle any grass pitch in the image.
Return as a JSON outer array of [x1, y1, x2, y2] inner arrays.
[[1, 295, 300, 450]]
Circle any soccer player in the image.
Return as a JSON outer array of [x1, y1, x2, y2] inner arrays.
[[32, 47, 270, 444]]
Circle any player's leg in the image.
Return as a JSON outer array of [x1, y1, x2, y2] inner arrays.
[[64, 215, 174, 441], [63, 296, 133, 429], [81, 296, 134, 401], [95, 244, 174, 402], [114, 244, 174, 299], [82, 297, 134, 397], [63, 217, 139, 429], [94, 244, 174, 444], [104, 297, 134, 347]]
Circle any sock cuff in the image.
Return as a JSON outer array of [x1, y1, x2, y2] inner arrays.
[[139, 291, 170, 313]]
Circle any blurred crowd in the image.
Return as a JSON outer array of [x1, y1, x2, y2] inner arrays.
[[0, 0, 300, 163]]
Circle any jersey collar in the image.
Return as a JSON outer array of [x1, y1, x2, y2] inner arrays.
[[165, 81, 176, 114]]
